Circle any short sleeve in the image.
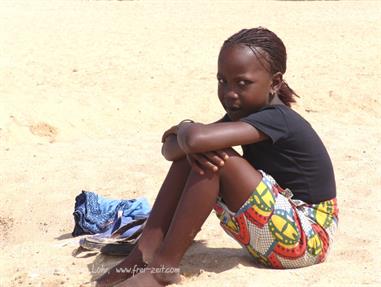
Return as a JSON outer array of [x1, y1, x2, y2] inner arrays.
[[239, 106, 289, 144]]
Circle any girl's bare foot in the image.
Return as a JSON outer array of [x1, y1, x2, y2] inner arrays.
[[95, 248, 146, 287], [115, 266, 181, 287]]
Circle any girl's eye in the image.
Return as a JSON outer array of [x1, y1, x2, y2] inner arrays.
[[217, 78, 225, 84], [238, 80, 248, 87]]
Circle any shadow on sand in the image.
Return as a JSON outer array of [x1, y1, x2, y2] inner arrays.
[[55, 232, 74, 240], [82, 239, 264, 283]]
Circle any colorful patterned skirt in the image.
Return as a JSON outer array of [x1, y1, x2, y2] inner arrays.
[[213, 171, 339, 269]]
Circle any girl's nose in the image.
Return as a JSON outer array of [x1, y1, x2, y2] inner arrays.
[[225, 88, 239, 99]]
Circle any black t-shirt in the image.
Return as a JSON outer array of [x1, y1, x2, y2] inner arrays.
[[222, 104, 336, 204]]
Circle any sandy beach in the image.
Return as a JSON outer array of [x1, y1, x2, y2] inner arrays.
[[1, 0, 380, 286]]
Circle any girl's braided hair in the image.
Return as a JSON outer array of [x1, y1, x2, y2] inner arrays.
[[221, 27, 298, 107]]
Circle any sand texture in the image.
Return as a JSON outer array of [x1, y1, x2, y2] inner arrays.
[[0, 1, 380, 286]]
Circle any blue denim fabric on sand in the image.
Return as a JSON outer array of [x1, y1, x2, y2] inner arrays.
[[72, 190, 151, 237]]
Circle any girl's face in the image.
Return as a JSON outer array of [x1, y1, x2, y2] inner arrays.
[[217, 44, 277, 121]]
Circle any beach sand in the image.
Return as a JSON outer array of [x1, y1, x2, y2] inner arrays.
[[0, 0, 380, 286]]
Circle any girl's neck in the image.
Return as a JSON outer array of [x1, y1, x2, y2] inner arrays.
[[269, 94, 285, 106]]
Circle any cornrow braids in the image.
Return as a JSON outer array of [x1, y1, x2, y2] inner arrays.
[[222, 27, 298, 107]]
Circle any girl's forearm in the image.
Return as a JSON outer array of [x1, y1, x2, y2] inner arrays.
[[162, 117, 225, 161], [161, 134, 187, 161]]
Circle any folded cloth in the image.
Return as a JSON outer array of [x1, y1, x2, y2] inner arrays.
[[72, 190, 151, 237], [79, 211, 147, 254]]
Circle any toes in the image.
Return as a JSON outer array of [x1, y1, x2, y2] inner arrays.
[[95, 268, 124, 287], [116, 273, 164, 287]]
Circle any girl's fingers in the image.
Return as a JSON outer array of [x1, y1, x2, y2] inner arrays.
[[193, 153, 218, 172], [187, 150, 229, 175], [187, 155, 205, 175], [161, 131, 173, 142], [161, 125, 178, 142], [215, 150, 229, 161], [204, 151, 225, 167]]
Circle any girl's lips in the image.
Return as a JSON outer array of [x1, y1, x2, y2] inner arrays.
[[227, 106, 241, 112]]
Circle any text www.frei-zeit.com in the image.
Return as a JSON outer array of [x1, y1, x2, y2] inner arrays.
[[115, 265, 179, 275]]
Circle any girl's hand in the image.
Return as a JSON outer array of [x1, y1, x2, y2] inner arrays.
[[161, 125, 179, 143], [161, 119, 194, 143], [186, 150, 229, 175]]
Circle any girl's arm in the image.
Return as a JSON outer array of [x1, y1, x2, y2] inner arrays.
[[177, 121, 268, 154], [161, 117, 228, 161]]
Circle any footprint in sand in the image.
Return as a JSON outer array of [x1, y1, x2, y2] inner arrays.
[[0, 216, 14, 241], [10, 116, 58, 143], [29, 122, 58, 143]]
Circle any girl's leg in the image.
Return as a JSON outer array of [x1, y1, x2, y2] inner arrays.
[[136, 157, 192, 262], [122, 148, 263, 286], [96, 157, 191, 286]]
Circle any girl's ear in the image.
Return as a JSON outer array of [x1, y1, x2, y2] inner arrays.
[[271, 72, 283, 94]]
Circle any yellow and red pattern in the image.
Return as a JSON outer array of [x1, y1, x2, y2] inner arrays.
[[269, 208, 307, 259], [244, 181, 277, 227], [214, 173, 338, 269]]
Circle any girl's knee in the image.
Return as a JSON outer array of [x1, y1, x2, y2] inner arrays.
[[218, 148, 252, 173], [170, 157, 192, 176]]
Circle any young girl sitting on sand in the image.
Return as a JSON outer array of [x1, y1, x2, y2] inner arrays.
[[96, 27, 338, 287]]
